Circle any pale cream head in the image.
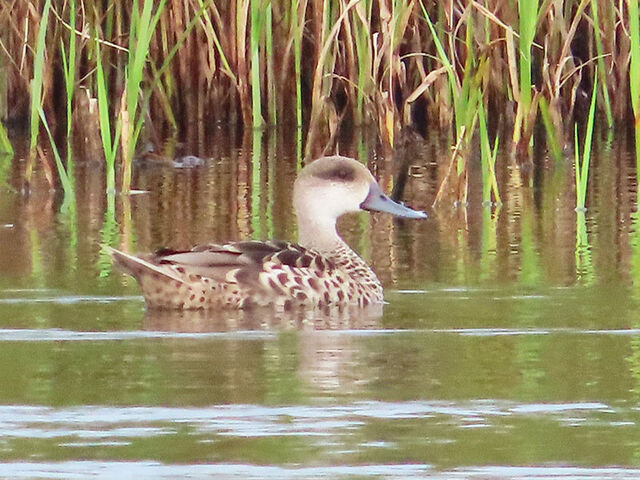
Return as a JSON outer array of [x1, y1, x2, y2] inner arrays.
[[293, 156, 374, 222], [293, 156, 426, 252]]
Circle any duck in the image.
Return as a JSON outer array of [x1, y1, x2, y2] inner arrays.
[[136, 142, 207, 168], [106, 155, 427, 310]]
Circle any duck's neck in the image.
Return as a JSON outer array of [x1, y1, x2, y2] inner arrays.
[[297, 212, 383, 300], [297, 215, 344, 253]]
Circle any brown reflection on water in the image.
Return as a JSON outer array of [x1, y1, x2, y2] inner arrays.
[[143, 305, 383, 332]]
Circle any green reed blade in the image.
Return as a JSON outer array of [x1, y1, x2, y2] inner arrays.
[[579, 67, 598, 206], [250, 0, 265, 128], [517, 0, 538, 113], [265, 3, 276, 125], [590, 0, 613, 126], [353, 2, 370, 125], [95, 39, 117, 194], [456, 10, 478, 136], [0, 155, 12, 191], [0, 122, 12, 155], [573, 70, 597, 211], [199, 0, 236, 82], [629, 0, 640, 173], [60, 42, 75, 180], [538, 96, 564, 161], [573, 124, 581, 208], [630, 0, 640, 119], [158, 2, 212, 79], [305, 0, 360, 159], [490, 135, 501, 204], [38, 106, 73, 195], [478, 99, 500, 204], [132, 1, 209, 147], [0, 35, 13, 156], [63, 0, 77, 165], [29, 0, 53, 156], [126, 0, 166, 138], [420, 2, 457, 95], [350, 0, 373, 126], [130, 1, 159, 106], [120, 0, 166, 191], [291, 0, 304, 127], [478, 99, 491, 204]]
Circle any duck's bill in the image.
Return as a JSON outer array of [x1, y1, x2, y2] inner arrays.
[[360, 182, 427, 219]]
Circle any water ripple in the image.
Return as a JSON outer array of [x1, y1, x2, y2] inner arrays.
[[0, 400, 629, 440], [0, 326, 639, 342], [1, 462, 639, 479], [0, 329, 276, 342]]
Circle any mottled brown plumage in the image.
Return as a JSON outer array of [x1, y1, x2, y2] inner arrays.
[[107, 156, 426, 309]]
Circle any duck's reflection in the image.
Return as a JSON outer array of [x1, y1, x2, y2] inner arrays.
[[143, 304, 383, 332], [144, 305, 383, 399]]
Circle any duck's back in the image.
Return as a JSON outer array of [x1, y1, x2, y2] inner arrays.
[[108, 240, 383, 310]]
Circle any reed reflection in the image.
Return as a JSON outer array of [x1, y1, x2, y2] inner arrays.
[[2, 125, 640, 304]]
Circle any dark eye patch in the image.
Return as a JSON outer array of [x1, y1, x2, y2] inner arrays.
[[315, 165, 355, 182]]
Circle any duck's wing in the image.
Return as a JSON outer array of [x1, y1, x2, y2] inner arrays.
[[159, 240, 342, 305], [157, 240, 335, 279], [109, 240, 333, 283], [107, 241, 342, 308]]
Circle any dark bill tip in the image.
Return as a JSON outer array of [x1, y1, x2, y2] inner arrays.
[[360, 182, 427, 219]]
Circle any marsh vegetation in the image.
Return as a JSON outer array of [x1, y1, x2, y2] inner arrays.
[[0, 0, 638, 210]]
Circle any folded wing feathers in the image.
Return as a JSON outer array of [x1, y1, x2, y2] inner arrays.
[[109, 241, 343, 306]]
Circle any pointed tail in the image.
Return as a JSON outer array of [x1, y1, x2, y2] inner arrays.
[[103, 245, 185, 283]]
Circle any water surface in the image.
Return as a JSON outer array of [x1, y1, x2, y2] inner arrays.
[[1, 128, 640, 478]]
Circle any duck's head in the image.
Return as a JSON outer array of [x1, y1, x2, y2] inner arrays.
[[293, 156, 427, 222]]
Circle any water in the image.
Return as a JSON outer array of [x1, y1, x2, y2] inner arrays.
[[1, 128, 640, 478]]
